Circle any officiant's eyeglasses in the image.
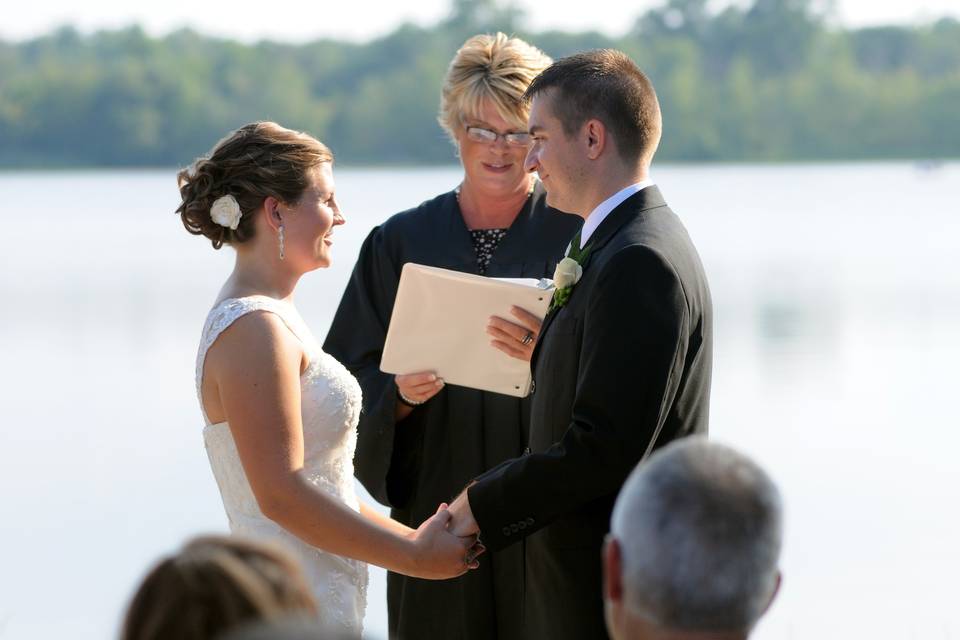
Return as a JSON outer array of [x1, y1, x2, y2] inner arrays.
[[465, 125, 532, 147]]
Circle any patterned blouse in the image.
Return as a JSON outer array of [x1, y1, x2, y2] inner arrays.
[[469, 228, 509, 275]]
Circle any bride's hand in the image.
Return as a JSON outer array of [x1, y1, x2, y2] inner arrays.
[[406, 503, 484, 580]]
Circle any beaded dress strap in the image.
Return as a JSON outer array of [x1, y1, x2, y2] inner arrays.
[[195, 296, 304, 425]]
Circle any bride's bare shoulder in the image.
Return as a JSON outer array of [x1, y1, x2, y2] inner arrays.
[[206, 309, 304, 381]]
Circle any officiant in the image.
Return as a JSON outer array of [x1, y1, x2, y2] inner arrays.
[[324, 33, 580, 639]]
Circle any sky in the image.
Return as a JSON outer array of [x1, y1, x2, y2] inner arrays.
[[2, 0, 958, 43]]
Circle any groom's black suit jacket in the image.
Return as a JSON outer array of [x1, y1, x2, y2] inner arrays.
[[468, 186, 713, 639]]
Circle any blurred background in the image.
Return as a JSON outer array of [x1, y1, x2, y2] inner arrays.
[[1, 1, 958, 638]]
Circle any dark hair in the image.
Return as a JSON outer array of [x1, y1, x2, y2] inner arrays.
[[176, 121, 333, 249], [524, 49, 662, 165], [121, 535, 317, 640]]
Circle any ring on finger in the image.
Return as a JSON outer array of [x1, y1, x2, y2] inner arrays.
[[520, 331, 534, 346]]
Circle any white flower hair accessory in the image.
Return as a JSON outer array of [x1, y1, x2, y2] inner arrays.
[[210, 194, 242, 230]]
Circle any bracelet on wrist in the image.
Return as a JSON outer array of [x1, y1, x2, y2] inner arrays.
[[397, 389, 424, 407]]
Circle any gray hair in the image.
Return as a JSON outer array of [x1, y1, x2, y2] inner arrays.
[[610, 437, 783, 632]]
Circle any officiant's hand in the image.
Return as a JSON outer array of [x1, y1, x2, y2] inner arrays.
[[395, 372, 444, 420], [488, 306, 542, 362], [407, 503, 482, 579]]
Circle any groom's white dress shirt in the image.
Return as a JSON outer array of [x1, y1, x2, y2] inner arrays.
[[574, 180, 654, 251]]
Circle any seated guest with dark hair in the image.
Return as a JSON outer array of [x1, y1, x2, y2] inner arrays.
[[603, 438, 783, 640]]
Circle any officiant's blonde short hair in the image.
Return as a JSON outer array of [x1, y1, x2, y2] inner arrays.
[[439, 33, 552, 142]]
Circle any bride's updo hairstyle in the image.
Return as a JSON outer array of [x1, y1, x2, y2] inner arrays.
[[177, 121, 333, 249]]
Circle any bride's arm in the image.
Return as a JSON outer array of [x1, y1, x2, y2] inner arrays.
[[206, 311, 472, 580], [359, 502, 414, 537]]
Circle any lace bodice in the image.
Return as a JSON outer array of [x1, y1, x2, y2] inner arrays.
[[196, 295, 368, 634]]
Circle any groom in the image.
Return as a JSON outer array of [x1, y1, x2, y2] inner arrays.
[[448, 50, 713, 639]]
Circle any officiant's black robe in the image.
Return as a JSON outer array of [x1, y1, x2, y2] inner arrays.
[[323, 184, 581, 640]]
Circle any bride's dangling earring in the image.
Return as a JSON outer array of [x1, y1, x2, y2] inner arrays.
[[278, 223, 285, 260]]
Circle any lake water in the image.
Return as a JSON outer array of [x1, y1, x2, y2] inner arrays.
[[1, 163, 958, 639]]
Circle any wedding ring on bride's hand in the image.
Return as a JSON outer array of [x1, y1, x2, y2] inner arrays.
[[521, 331, 534, 346]]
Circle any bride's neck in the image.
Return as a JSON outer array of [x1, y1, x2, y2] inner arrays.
[[221, 247, 300, 302]]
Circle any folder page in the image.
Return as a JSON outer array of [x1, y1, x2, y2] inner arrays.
[[380, 263, 554, 397]]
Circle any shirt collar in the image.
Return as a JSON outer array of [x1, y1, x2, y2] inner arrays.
[[577, 180, 655, 250]]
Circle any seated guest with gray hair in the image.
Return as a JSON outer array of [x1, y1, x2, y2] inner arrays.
[[603, 438, 783, 640]]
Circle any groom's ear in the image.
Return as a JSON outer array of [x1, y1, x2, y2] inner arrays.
[[583, 119, 607, 161]]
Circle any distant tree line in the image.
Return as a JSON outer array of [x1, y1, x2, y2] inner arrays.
[[0, 0, 957, 167]]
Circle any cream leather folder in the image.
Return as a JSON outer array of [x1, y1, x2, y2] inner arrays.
[[380, 263, 554, 398]]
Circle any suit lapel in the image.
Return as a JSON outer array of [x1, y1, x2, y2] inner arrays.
[[531, 186, 668, 370], [531, 304, 559, 368]]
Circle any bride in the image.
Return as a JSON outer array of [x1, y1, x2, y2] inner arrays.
[[176, 121, 481, 635]]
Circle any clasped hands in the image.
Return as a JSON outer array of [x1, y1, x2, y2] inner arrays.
[[408, 488, 480, 580], [446, 485, 479, 537], [413, 491, 486, 578], [406, 499, 483, 580]]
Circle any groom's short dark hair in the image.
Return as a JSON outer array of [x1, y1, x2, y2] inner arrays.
[[524, 49, 662, 166]]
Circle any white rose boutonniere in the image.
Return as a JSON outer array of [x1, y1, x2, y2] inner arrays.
[[210, 194, 242, 230], [553, 257, 583, 289], [549, 233, 592, 312]]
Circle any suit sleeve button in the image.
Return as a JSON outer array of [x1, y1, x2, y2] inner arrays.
[[502, 527, 511, 536]]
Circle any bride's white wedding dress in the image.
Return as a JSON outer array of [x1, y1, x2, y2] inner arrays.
[[196, 295, 368, 635]]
